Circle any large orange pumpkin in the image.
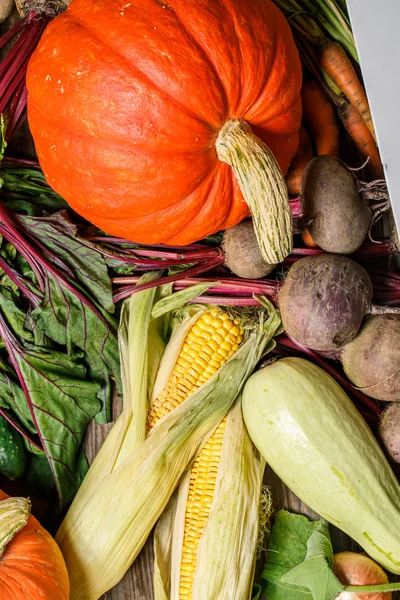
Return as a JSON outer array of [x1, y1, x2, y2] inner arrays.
[[0, 490, 70, 598], [26, 0, 302, 261]]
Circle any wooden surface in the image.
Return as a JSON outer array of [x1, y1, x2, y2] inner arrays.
[[84, 399, 400, 600]]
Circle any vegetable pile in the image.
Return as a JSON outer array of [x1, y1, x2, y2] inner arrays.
[[1, 0, 400, 599]]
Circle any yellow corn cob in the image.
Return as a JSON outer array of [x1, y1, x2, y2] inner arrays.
[[147, 308, 244, 431], [148, 308, 244, 598], [179, 417, 227, 599]]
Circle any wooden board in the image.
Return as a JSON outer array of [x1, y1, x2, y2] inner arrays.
[[84, 401, 400, 600]]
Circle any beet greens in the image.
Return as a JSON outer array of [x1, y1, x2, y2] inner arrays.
[[0, 166, 123, 506]]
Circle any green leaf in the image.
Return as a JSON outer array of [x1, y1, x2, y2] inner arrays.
[[30, 274, 120, 423], [8, 338, 101, 507], [262, 510, 316, 600], [0, 369, 36, 435], [25, 452, 55, 496], [25, 446, 88, 500], [0, 287, 35, 344], [0, 293, 101, 506], [282, 530, 344, 600], [111, 264, 136, 275], [261, 511, 344, 600], [1, 194, 68, 216], [0, 167, 67, 214], [5, 210, 122, 422], [252, 583, 263, 600], [17, 211, 114, 313], [0, 241, 19, 296]]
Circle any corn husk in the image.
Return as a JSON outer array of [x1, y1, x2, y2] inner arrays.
[[152, 301, 281, 600], [56, 280, 280, 599], [56, 298, 280, 599], [150, 282, 218, 320], [57, 333, 264, 599], [153, 398, 267, 600], [154, 492, 178, 600], [115, 272, 161, 462]]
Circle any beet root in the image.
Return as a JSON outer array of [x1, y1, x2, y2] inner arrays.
[[301, 155, 372, 254], [378, 403, 400, 463], [222, 220, 276, 279], [278, 254, 373, 351], [341, 314, 400, 401]]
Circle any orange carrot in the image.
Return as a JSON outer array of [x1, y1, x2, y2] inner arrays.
[[301, 229, 320, 249], [301, 79, 340, 157], [319, 40, 376, 142], [338, 101, 384, 179], [285, 126, 314, 196]]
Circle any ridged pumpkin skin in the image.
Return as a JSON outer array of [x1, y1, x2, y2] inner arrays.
[[26, 0, 302, 244], [0, 490, 70, 599]]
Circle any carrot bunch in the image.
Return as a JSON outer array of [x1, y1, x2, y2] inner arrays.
[[319, 40, 383, 178], [277, 0, 384, 187]]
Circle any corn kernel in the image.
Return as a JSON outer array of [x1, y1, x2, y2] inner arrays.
[[147, 310, 243, 431], [178, 418, 227, 599]]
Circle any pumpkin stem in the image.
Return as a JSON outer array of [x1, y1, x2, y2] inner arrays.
[[0, 497, 30, 558], [215, 118, 293, 264]]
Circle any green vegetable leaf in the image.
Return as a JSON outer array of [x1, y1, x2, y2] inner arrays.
[[282, 530, 344, 600], [262, 511, 344, 600], [1, 209, 121, 422], [0, 167, 68, 215], [0, 287, 36, 344], [25, 452, 55, 496], [262, 510, 316, 600], [0, 368, 36, 435], [0, 309, 101, 507], [17, 211, 114, 312], [30, 274, 120, 423], [12, 342, 100, 507], [252, 583, 263, 600]]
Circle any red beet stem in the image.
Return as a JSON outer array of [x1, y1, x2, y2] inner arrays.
[[0, 14, 50, 139], [289, 196, 302, 218], [189, 296, 261, 306], [288, 241, 393, 260], [85, 236, 214, 252], [0, 15, 31, 52], [2, 157, 40, 167], [87, 244, 223, 266], [112, 256, 225, 303], [112, 274, 278, 300], [112, 267, 400, 308], [6, 83, 28, 140]]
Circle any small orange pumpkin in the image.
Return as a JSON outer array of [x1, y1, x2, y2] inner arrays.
[[0, 490, 70, 599]]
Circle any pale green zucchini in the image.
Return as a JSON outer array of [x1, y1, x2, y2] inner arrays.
[[242, 356, 400, 574]]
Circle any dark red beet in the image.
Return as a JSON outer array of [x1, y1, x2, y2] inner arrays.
[[301, 155, 372, 254], [341, 314, 400, 401], [278, 254, 373, 351], [222, 220, 276, 279], [378, 403, 400, 463]]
